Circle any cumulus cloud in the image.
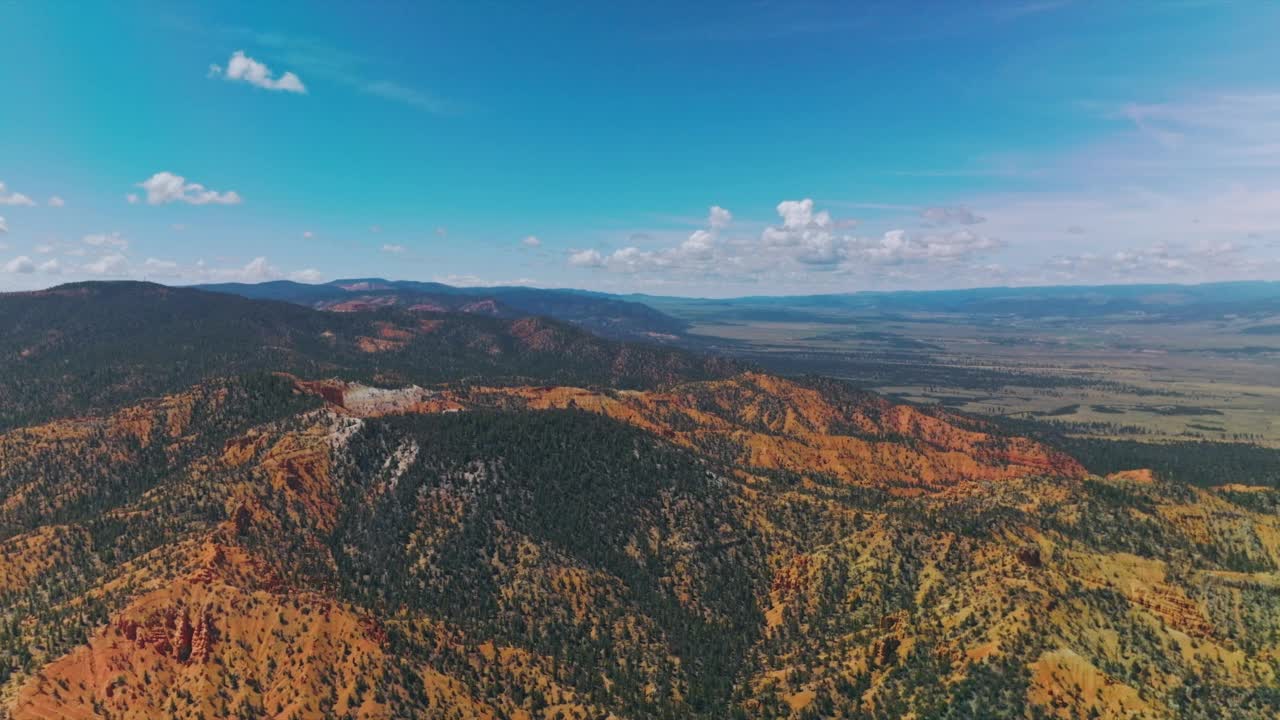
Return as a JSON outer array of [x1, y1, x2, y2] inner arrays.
[[47, 196, 65, 208], [209, 51, 306, 93], [861, 228, 1005, 264], [708, 205, 732, 230], [143, 258, 182, 278], [302, 230, 314, 239], [0, 182, 35, 207], [381, 243, 406, 254], [0, 216, 7, 233], [522, 235, 541, 248], [570, 205, 738, 274], [568, 249, 605, 267], [761, 199, 847, 266], [568, 199, 1007, 287], [4, 256, 35, 273], [38, 258, 61, 274], [135, 172, 242, 206], [240, 257, 276, 281], [84, 254, 129, 275], [290, 268, 323, 283]]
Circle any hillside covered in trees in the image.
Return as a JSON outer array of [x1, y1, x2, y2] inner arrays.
[[0, 283, 1277, 719]]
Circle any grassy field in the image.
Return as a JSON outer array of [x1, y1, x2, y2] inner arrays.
[[668, 308, 1280, 447]]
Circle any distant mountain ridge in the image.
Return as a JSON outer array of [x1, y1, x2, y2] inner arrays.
[[194, 277, 689, 342], [630, 280, 1280, 323], [0, 281, 734, 431], [196, 278, 1280, 335]]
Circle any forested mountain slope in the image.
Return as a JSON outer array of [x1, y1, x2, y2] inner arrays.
[[0, 282, 732, 431], [0, 283, 1277, 719]]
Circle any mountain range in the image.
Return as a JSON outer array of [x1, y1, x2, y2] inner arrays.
[[0, 282, 1277, 719], [193, 278, 690, 342]]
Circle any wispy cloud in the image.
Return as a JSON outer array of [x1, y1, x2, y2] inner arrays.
[[363, 81, 455, 115], [233, 29, 457, 114], [992, 0, 1074, 21]]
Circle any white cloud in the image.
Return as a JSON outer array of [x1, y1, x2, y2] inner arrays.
[[761, 199, 847, 266], [136, 172, 242, 206], [1033, 237, 1279, 285], [860, 228, 1005, 265], [84, 254, 129, 275], [47, 196, 65, 208], [569, 199, 1005, 286], [231, 30, 451, 114], [4, 256, 35, 273], [568, 249, 605, 267], [708, 205, 732, 229], [302, 230, 314, 239], [0, 216, 6, 233], [0, 182, 35, 207], [33, 243, 54, 254], [381, 243, 405, 254], [83, 232, 128, 250], [126, 193, 140, 205], [169, 261, 313, 285], [142, 257, 182, 278], [241, 256, 276, 281], [60, 254, 320, 284], [681, 230, 715, 260], [572, 205, 738, 274], [209, 51, 306, 93], [435, 227, 448, 237], [522, 235, 542, 248]]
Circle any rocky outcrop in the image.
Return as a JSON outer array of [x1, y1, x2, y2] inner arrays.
[[114, 605, 214, 664]]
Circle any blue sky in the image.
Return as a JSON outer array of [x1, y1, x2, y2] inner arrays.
[[2, 0, 1279, 295]]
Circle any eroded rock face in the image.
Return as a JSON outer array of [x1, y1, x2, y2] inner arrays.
[[114, 604, 213, 664]]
